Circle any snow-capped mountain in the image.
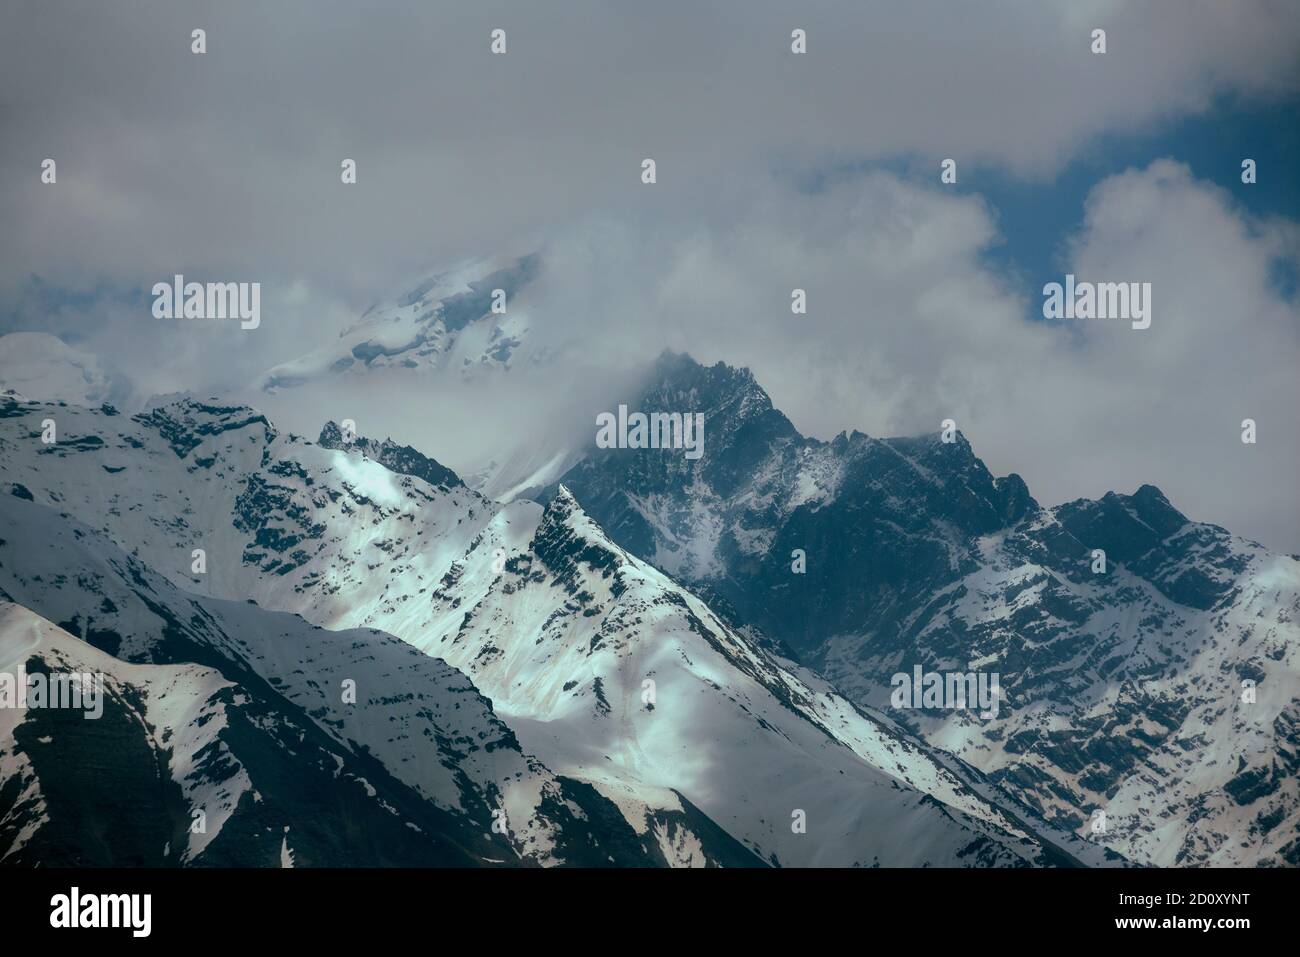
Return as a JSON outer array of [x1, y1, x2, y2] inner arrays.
[[0, 332, 118, 407], [383, 483, 1110, 867], [0, 490, 671, 866], [248, 254, 629, 506], [258, 255, 541, 392], [0, 392, 1106, 866], [545, 352, 1300, 867]]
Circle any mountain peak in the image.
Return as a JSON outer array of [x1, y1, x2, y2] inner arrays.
[[651, 349, 754, 380], [533, 485, 629, 597], [993, 472, 1037, 524], [318, 421, 463, 491], [261, 253, 543, 392], [639, 352, 798, 460], [540, 483, 615, 546], [647, 351, 764, 402], [1089, 483, 1187, 532]]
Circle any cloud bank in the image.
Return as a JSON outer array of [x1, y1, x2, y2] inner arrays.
[[1, 1, 1297, 548]]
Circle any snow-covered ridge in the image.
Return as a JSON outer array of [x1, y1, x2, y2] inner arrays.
[[0, 392, 1105, 866], [0, 492, 662, 866]]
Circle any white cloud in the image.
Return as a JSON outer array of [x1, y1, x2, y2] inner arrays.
[[632, 160, 1299, 552], [238, 160, 1298, 550], [1, 3, 1297, 548], [2, 0, 1297, 305], [974, 160, 1300, 551]]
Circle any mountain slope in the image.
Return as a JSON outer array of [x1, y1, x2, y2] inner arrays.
[[0, 492, 668, 867], [0, 602, 513, 867], [0, 393, 1104, 866], [398, 484, 1109, 867]]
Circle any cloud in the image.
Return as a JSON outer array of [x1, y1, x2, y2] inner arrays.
[[0, 331, 122, 405], [236, 160, 1298, 553], [2, 0, 1297, 304], [978, 160, 1300, 552], [1, 3, 1297, 548], [600, 160, 1298, 553]]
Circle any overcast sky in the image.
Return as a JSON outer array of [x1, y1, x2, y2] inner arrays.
[[2, 0, 1298, 549]]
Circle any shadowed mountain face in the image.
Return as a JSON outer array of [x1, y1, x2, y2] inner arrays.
[[547, 352, 1300, 867], [551, 353, 1041, 655]]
